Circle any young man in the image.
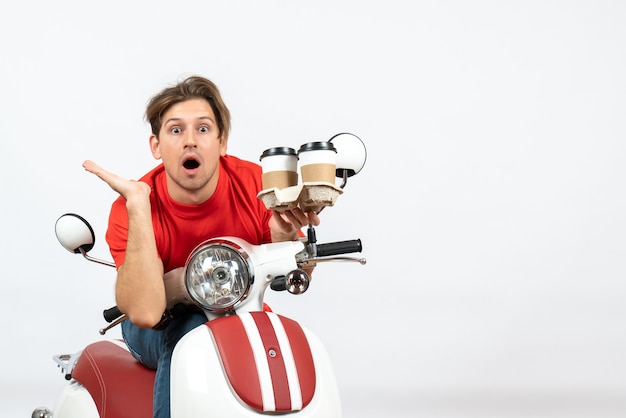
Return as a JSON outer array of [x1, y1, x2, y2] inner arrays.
[[83, 75, 319, 418]]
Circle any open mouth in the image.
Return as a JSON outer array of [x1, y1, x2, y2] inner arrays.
[[183, 157, 201, 170]]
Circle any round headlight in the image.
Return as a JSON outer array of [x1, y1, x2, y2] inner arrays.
[[185, 239, 252, 311]]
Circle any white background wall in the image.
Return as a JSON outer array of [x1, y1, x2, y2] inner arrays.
[[2, 1, 626, 417]]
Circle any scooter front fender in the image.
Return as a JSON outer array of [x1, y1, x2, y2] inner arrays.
[[171, 311, 342, 417]]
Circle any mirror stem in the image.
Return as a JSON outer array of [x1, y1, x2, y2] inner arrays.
[[79, 247, 116, 268], [339, 170, 348, 189]]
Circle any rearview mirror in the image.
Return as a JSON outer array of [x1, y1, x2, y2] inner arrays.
[[328, 133, 367, 188], [55, 213, 95, 254]]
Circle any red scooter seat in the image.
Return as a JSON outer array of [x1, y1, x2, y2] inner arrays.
[[72, 339, 154, 418]]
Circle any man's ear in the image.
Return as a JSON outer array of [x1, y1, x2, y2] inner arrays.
[[150, 134, 161, 159], [220, 136, 228, 156]]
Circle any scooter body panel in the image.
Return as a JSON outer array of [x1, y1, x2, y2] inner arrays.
[[171, 313, 342, 417], [53, 380, 100, 418]]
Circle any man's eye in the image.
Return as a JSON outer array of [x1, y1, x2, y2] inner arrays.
[[171, 127, 182, 134], [199, 126, 209, 133]]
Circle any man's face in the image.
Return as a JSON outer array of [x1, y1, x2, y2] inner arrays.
[[150, 98, 227, 204]]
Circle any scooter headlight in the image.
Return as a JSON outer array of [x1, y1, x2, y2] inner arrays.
[[185, 239, 252, 312]]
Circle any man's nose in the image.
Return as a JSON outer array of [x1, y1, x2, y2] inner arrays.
[[183, 131, 198, 147]]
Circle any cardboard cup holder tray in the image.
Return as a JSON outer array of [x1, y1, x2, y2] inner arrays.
[[257, 182, 343, 213]]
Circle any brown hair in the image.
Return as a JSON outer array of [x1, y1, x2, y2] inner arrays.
[[145, 75, 231, 140]]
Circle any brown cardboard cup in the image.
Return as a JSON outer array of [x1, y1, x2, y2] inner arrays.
[[297, 142, 337, 184], [259, 147, 298, 190]]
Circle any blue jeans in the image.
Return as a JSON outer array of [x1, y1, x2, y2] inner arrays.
[[121, 311, 208, 418]]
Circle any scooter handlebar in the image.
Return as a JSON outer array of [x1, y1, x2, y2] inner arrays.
[[315, 239, 362, 257], [103, 306, 123, 323]]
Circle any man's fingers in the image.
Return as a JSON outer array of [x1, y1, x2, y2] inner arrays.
[[83, 160, 109, 180], [82, 160, 128, 194], [306, 211, 321, 226], [83, 160, 122, 185], [272, 210, 293, 230], [82, 159, 104, 173]]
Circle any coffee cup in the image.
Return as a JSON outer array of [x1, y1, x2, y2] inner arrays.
[[297, 142, 337, 184], [259, 147, 299, 190]]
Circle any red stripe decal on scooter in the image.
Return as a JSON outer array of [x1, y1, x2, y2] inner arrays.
[[207, 316, 264, 410], [250, 312, 292, 410]]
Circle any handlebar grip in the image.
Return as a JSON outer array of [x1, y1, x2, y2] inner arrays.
[[316, 239, 362, 257], [270, 277, 288, 292], [103, 306, 123, 323]]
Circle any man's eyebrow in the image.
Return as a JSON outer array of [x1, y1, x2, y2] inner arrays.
[[163, 116, 215, 125], [163, 117, 181, 126]]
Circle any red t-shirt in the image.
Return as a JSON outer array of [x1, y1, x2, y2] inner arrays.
[[106, 155, 273, 272]]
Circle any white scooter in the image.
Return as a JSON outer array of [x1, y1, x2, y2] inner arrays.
[[33, 133, 367, 418]]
